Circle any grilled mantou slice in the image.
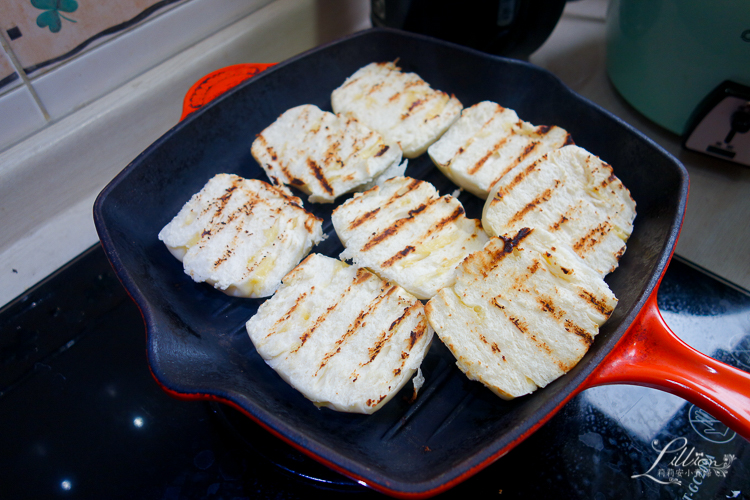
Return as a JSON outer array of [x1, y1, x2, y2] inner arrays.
[[332, 176, 489, 300], [482, 145, 636, 276], [251, 104, 402, 203], [427, 101, 573, 198], [331, 61, 463, 159], [246, 254, 433, 414], [158, 174, 323, 298], [425, 228, 617, 399]]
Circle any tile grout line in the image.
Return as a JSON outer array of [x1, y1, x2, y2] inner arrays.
[[0, 30, 51, 121]]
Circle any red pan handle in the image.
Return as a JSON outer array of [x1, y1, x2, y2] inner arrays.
[[180, 63, 276, 121], [583, 287, 750, 442]]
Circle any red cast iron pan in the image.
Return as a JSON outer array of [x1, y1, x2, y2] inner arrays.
[[93, 28, 750, 498]]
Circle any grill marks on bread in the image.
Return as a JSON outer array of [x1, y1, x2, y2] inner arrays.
[[428, 101, 572, 198], [251, 104, 402, 203], [425, 228, 617, 399], [246, 254, 433, 414], [332, 176, 489, 300], [482, 145, 636, 276], [158, 174, 323, 298], [331, 61, 463, 158]]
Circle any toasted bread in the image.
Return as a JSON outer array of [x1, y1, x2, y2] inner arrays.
[[482, 145, 636, 276], [332, 176, 489, 300], [158, 174, 323, 298], [425, 228, 617, 399], [251, 104, 402, 203], [428, 101, 573, 198], [331, 61, 463, 158], [246, 253, 433, 414]]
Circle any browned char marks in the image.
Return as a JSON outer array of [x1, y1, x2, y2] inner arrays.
[[315, 284, 399, 375], [366, 394, 387, 408], [565, 320, 593, 346], [601, 170, 617, 188], [494, 161, 540, 200], [528, 260, 541, 274], [378, 202, 466, 265], [578, 289, 614, 317], [382, 245, 415, 267], [538, 296, 556, 314], [293, 302, 338, 354], [478, 333, 502, 355], [275, 160, 304, 187], [213, 247, 233, 269], [349, 207, 381, 230], [432, 204, 465, 231], [307, 159, 334, 195], [394, 178, 423, 199], [476, 227, 534, 277], [322, 140, 342, 168], [374, 144, 390, 157], [507, 181, 559, 225], [490, 141, 543, 186], [354, 267, 373, 285], [537, 294, 566, 321], [536, 125, 552, 135], [262, 143, 280, 165], [493, 293, 564, 369], [265, 291, 309, 339], [368, 82, 384, 94], [210, 177, 242, 220], [362, 215, 416, 251], [508, 315, 556, 363], [360, 199, 437, 251], [572, 221, 612, 256], [549, 215, 568, 232], [467, 138, 509, 175], [615, 246, 626, 261], [292, 272, 374, 354], [407, 320, 428, 350], [401, 92, 436, 120], [363, 302, 420, 367]]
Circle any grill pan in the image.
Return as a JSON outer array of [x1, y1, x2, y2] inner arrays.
[[93, 28, 749, 498]]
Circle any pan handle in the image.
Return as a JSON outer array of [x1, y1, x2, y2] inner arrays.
[[583, 289, 750, 442]]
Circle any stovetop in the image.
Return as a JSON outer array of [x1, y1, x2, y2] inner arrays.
[[1, 245, 748, 499]]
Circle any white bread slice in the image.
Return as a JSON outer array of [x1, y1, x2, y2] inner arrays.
[[331, 176, 489, 300], [158, 174, 323, 298], [482, 145, 636, 276], [331, 61, 463, 159], [251, 104, 402, 203], [425, 228, 617, 399], [246, 254, 433, 414], [427, 101, 573, 198]]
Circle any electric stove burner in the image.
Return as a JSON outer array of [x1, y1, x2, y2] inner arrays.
[[1, 245, 748, 499]]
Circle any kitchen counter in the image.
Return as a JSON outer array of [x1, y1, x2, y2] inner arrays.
[[1, 0, 748, 303]]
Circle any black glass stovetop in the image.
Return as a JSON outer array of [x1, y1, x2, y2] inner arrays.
[[1, 244, 748, 499]]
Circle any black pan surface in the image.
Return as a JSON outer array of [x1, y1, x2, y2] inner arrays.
[[94, 28, 688, 497]]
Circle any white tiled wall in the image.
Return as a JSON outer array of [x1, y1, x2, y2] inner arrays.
[[0, 0, 273, 150], [0, 39, 48, 145], [0, 0, 372, 307], [0, 43, 21, 91], [0, 85, 46, 146]]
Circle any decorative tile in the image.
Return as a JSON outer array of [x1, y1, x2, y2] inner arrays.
[[0, 0, 189, 77], [0, 43, 21, 93], [0, 84, 47, 150], [31, 0, 272, 120]]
